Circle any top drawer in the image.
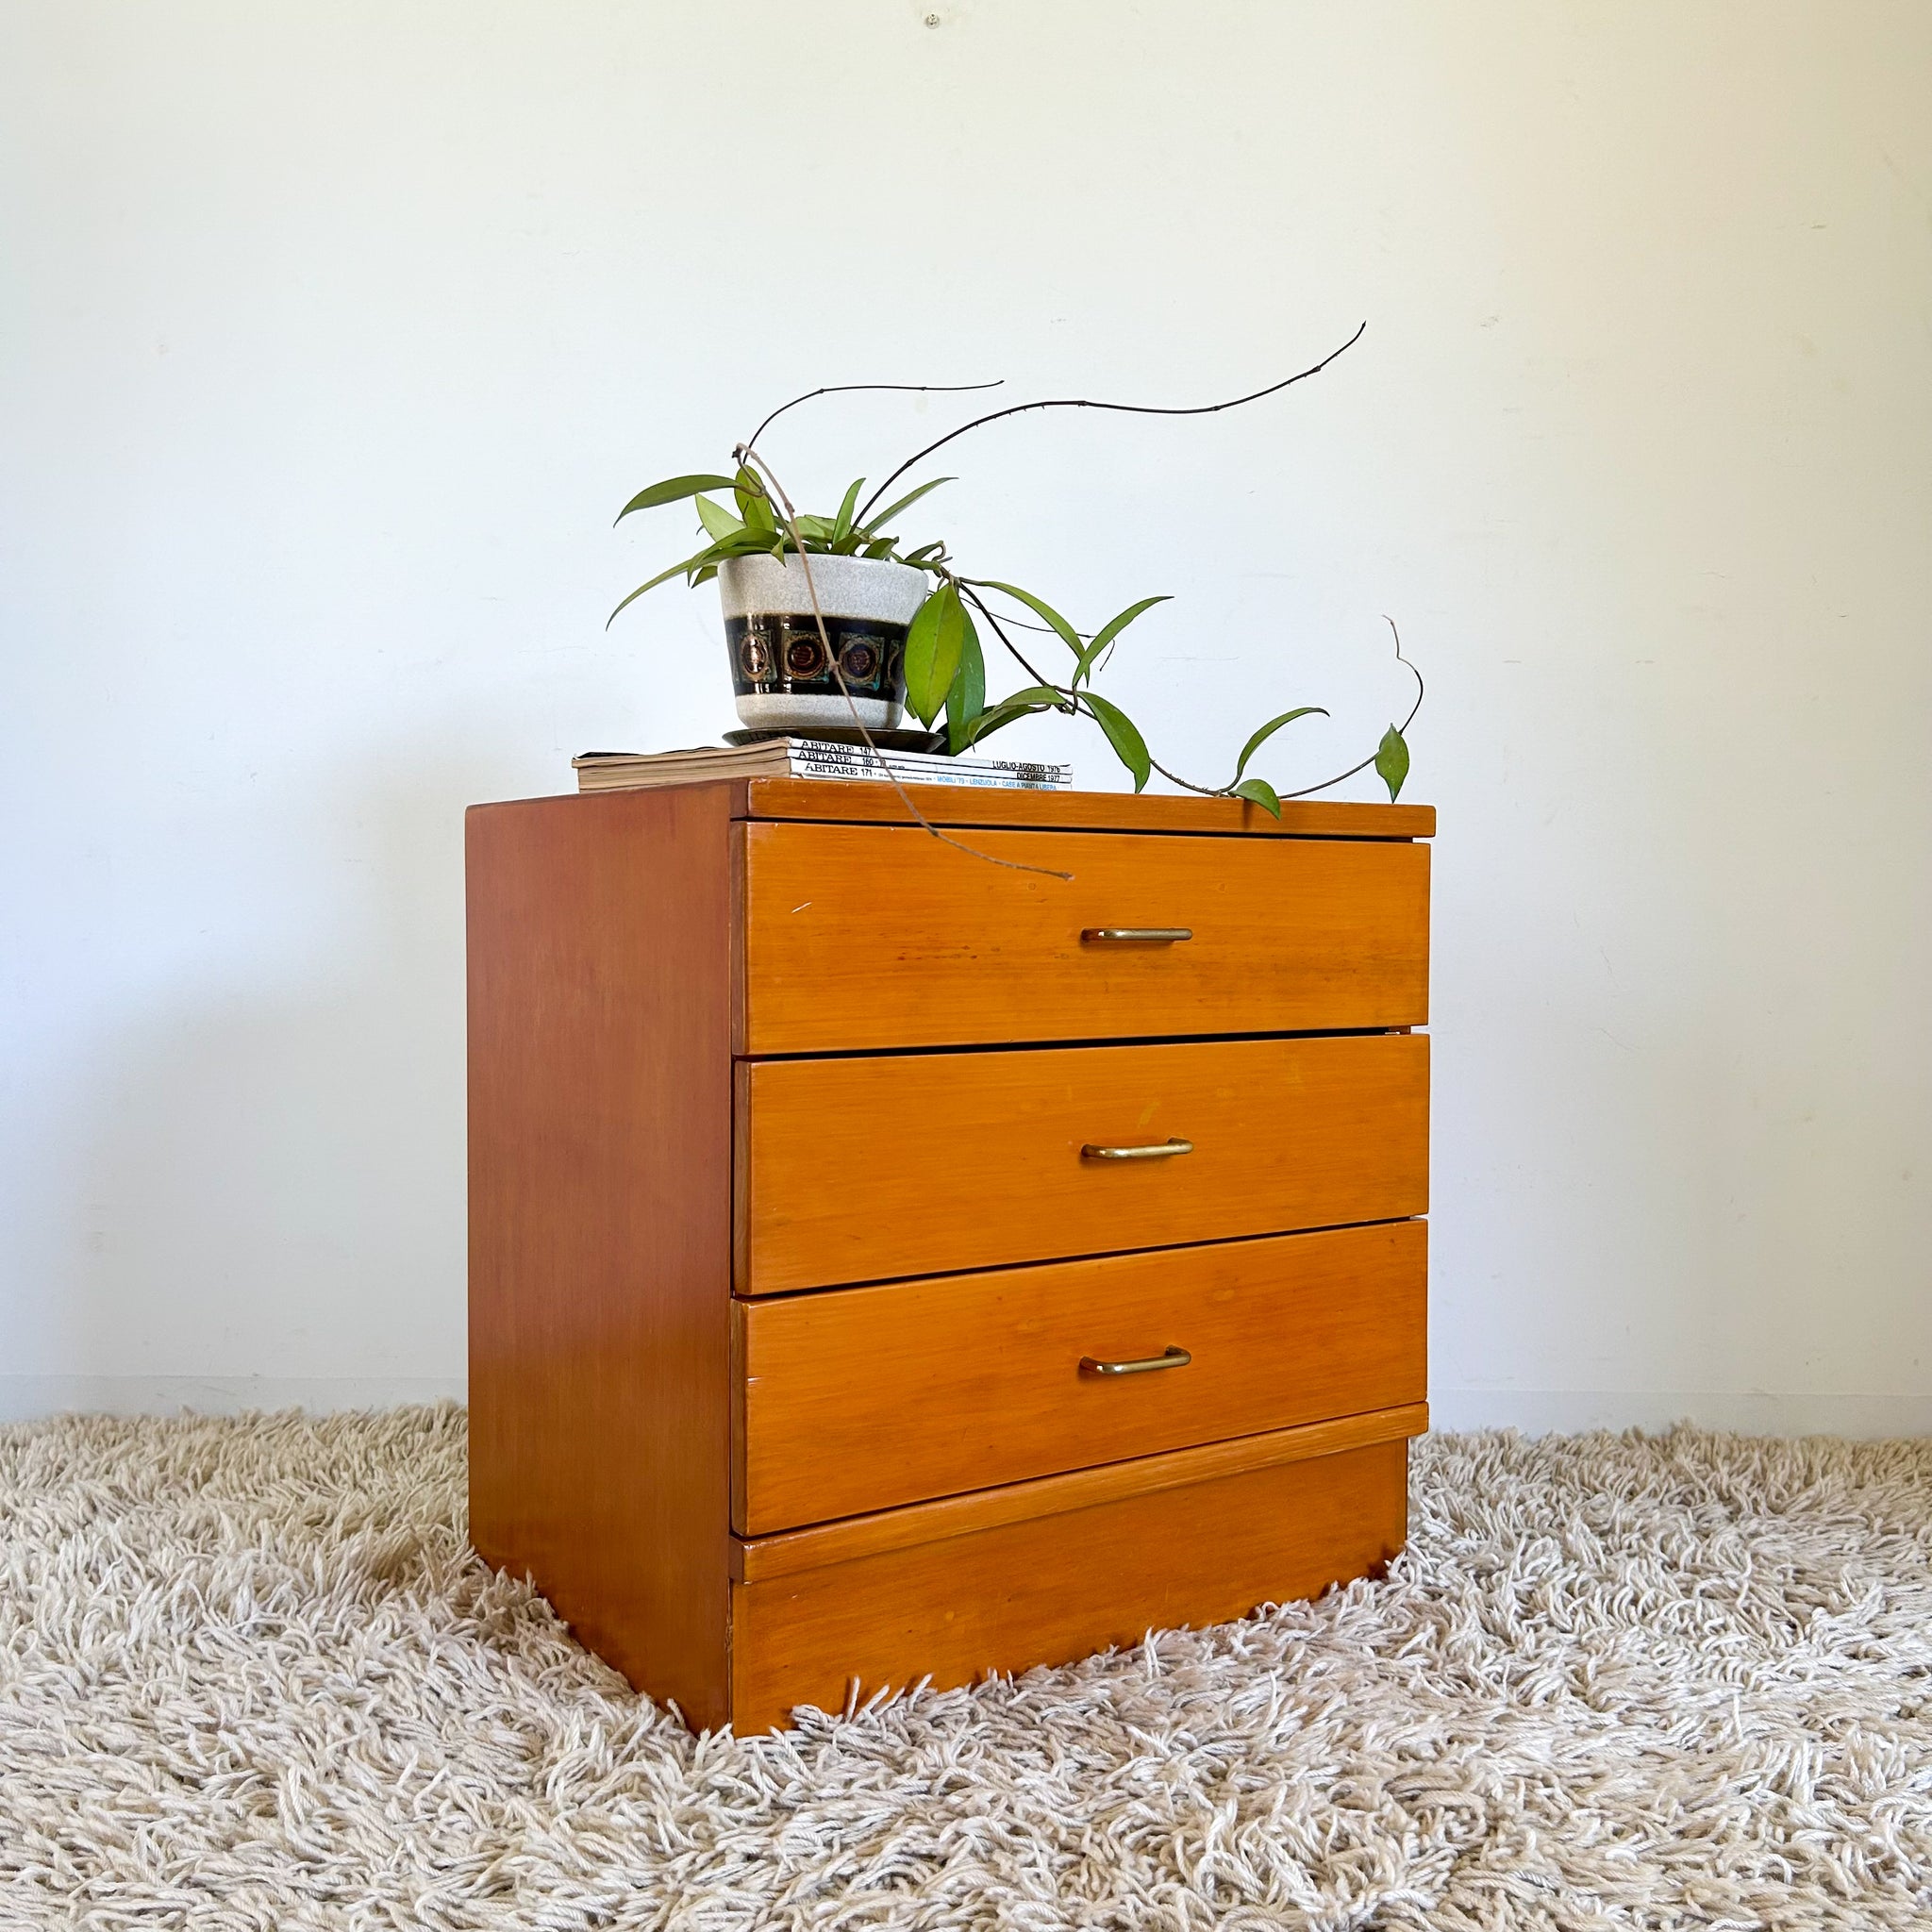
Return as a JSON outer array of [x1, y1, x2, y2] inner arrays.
[[734, 823, 1428, 1054]]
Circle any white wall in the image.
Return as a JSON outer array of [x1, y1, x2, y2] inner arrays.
[[3, 2, 1927, 1429]]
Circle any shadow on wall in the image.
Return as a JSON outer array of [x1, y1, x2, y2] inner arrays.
[[64, 759, 479, 1413]]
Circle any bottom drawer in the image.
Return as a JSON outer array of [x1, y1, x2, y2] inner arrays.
[[726, 1410, 1417, 1732]]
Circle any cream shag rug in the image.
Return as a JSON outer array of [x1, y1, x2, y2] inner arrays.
[[2, 1409, 1928, 1929]]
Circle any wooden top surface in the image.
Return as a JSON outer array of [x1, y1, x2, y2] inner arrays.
[[741, 779, 1433, 839], [485, 780, 1434, 840]]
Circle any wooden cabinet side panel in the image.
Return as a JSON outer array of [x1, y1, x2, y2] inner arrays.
[[729, 1439, 1409, 1732], [467, 786, 735, 1730]]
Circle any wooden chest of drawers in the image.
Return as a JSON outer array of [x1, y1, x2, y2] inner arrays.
[[467, 779, 1432, 1733]]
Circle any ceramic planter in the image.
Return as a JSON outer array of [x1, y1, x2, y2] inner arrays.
[[718, 553, 930, 735]]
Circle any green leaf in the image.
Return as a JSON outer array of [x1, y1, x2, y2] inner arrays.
[[831, 478, 865, 548], [1074, 595, 1170, 686], [857, 475, 954, 538], [684, 528, 779, 579], [608, 527, 775, 621], [932, 591, 967, 715], [693, 494, 745, 544], [1374, 724, 1410, 801], [899, 541, 943, 566], [902, 592, 943, 724], [862, 537, 899, 559], [1080, 691, 1152, 792], [904, 583, 968, 726], [614, 474, 737, 524], [606, 547, 717, 626], [1234, 706, 1329, 780], [944, 608, 986, 755], [974, 581, 1085, 663], [733, 466, 776, 536], [960, 685, 1065, 747], [698, 531, 773, 563], [1231, 777, 1283, 818]]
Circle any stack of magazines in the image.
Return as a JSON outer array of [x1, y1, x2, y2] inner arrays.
[[574, 739, 1073, 793]]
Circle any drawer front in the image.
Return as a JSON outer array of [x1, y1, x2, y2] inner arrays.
[[734, 1031, 1427, 1294], [736, 1221, 1425, 1533], [735, 822, 1429, 1053], [729, 1435, 1409, 1732]]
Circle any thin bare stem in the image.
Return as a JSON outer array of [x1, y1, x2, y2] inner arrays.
[[1273, 618, 1425, 800], [743, 380, 1004, 459], [1146, 758, 1227, 798], [956, 584, 1065, 692], [854, 324, 1366, 525], [1120, 619, 1424, 803]]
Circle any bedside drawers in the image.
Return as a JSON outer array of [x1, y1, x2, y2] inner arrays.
[[469, 778, 1433, 1733]]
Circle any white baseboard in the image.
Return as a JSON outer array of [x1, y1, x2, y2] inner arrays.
[[1428, 1387, 1932, 1440], [0, 1375, 468, 1423]]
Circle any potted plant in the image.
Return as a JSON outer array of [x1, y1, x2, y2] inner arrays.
[[609, 340, 1420, 811], [609, 469, 952, 740]]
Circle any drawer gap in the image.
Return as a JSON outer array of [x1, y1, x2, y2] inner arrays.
[[733, 1212, 1428, 1302], [734, 1023, 1420, 1066]]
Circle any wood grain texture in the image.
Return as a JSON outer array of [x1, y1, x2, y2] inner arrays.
[[728, 1438, 1411, 1732], [735, 1032, 1429, 1294], [739, 778, 1435, 841], [736, 823, 1429, 1054], [467, 787, 735, 1731], [734, 1403, 1427, 1581], [737, 1221, 1426, 1532], [467, 780, 1433, 1736]]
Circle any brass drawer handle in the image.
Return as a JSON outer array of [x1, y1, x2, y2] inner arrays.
[[1080, 1137, 1194, 1161], [1081, 927, 1193, 944], [1080, 1345, 1193, 1376]]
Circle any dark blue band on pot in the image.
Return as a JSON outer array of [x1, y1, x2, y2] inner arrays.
[[725, 613, 908, 704]]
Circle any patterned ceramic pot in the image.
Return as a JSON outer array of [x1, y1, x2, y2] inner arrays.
[[718, 553, 930, 734]]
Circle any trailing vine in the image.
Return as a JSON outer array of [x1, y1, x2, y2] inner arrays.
[[609, 336, 1420, 812]]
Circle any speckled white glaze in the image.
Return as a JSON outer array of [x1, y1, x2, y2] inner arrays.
[[719, 553, 927, 732], [717, 553, 929, 625], [733, 691, 901, 730]]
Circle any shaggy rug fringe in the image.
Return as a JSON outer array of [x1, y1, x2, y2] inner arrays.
[[1, 1407, 1928, 1928]]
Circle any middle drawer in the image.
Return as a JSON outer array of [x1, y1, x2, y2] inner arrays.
[[734, 1219, 1426, 1533], [733, 1031, 1428, 1294]]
